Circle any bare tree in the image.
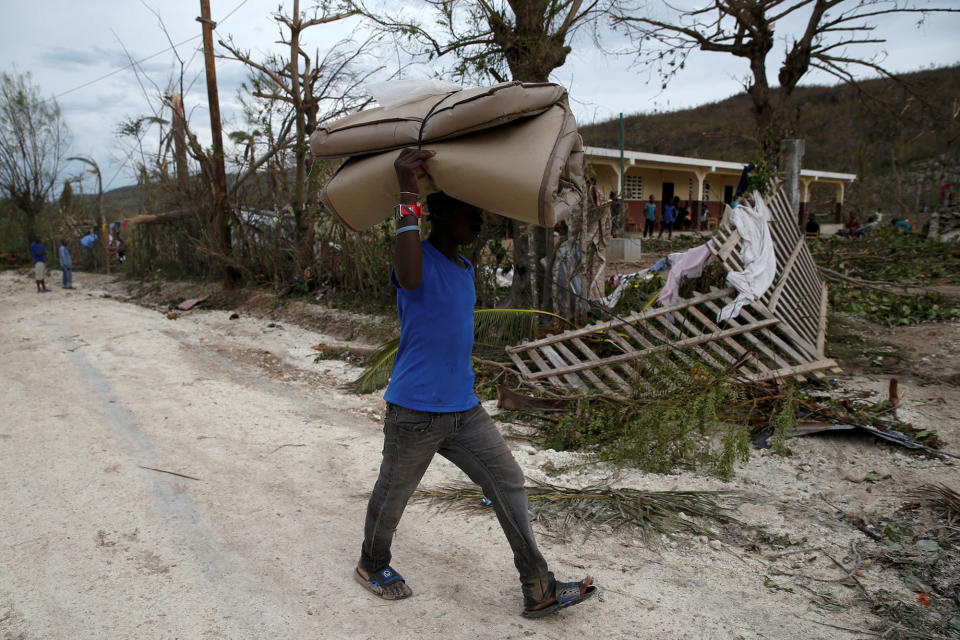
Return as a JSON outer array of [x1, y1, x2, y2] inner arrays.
[[219, 0, 377, 283], [613, 0, 959, 163], [0, 70, 70, 238]]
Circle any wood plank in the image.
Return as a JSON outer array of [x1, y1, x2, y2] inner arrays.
[[525, 318, 780, 380], [749, 358, 840, 382], [602, 327, 656, 384], [609, 323, 678, 383], [570, 337, 632, 393], [767, 280, 822, 352], [652, 312, 730, 372], [752, 299, 821, 359], [707, 286, 814, 364], [698, 295, 797, 369], [526, 347, 565, 387], [685, 301, 771, 375], [540, 344, 589, 392], [817, 282, 829, 357], [554, 340, 616, 394], [716, 229, 741, 260], [768, 235, 806, 312], [508, 352, 544, 390], [506, 288, 737, 353]]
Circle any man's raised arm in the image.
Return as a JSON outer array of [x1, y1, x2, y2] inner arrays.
[[393, 148, 435, 290]]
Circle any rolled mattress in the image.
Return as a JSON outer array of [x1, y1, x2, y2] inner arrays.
[[311, 81, 585, 231]]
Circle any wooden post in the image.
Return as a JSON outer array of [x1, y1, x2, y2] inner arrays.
[[197, 0, 234, 289], [98, 170, 109, 275], [781, 139, 804, 225]]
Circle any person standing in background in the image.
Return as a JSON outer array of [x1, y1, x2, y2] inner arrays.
[[643, 195, 656, 238], [59, 239, 74, 289], [30, 236, 49, 293], [609, 191, 622, 238], [658, 197, 676, 240]]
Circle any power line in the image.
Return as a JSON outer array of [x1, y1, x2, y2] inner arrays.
[[52, 0, 251, 102], [54, 35, 202, 101], [218, 0, 250, 24]]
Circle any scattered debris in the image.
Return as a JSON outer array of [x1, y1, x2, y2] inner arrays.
[[137, 465, 200, 481], [176, 296, 208, 311], [166, 311, 179, 320], [412, 478, 739, 543], [496, 384, 570, 413], [755, 420, 959, 458], [229, 312, 240, 320], [909, 484, 960, 519]]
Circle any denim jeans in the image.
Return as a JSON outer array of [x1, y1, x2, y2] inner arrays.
[[643, 219, 655, 238], [360, 402, 555, 607], [61, 267, 72, 288]]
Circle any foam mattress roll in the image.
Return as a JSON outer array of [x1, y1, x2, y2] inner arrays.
[[321, 104, 584, 230], [310, 81, 567, 160]]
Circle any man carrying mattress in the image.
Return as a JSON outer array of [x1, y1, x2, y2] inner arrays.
[[355, 147, 597, 618]]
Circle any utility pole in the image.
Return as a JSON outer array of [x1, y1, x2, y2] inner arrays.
[[98, 170, 109, 275], [197, 0, 234, 289], [781, 139, 805, 226]]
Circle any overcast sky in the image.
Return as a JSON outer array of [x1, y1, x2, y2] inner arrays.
[[2, 0, 958, 193]]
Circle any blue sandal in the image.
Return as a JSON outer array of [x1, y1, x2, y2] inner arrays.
[[355, 566, 412, 600], [522, 578, 597, 618]]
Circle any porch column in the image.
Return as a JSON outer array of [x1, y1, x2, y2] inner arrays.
[[693, 169, 708, 230], [834, 182, 845, 223], [800, 177, 814, 222]]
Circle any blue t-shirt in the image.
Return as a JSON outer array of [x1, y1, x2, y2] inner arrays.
[[384, 240, 479, 412], [644, 203, 656, 221], [30, 241, 45, 264], [663, 204, 676, 223]]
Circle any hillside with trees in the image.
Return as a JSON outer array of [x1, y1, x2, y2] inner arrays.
[[580, 65, 960, 216]]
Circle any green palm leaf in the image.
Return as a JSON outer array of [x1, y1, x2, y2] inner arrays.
[[346, 336, 401, 394], [346, 308, 567, 394]]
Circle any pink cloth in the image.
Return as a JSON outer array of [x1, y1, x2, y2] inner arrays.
[[657, 241, 714, 306]]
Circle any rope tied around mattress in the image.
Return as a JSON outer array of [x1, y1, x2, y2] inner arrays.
[[417, 92, 459, 150]]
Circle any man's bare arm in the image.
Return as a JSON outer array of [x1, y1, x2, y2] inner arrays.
[[393, 148, 435, 290]]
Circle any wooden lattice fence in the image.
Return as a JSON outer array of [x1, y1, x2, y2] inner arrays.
[[508, 186, 841, 396]]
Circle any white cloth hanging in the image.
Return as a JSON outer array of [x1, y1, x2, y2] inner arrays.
[[717, 192, 777, 322]]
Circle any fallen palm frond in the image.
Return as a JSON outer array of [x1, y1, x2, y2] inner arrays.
[[473, 308, 570, 351], [909, 484, 960, 519], [411, 478, 739, 543], [346, 336, 400, 394], [346, 308, 568, 394]]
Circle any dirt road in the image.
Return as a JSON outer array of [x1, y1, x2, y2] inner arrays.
[[2, 269, 956, 639]]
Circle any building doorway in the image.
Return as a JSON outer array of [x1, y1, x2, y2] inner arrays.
[[661, 182, 674, 205], [724, 185, 734, 204]]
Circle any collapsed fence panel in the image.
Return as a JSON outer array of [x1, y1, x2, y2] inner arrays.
[[509, 185, 841, 397]]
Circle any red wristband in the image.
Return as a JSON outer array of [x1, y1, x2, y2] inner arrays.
[[395, 203, 423, 218]]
